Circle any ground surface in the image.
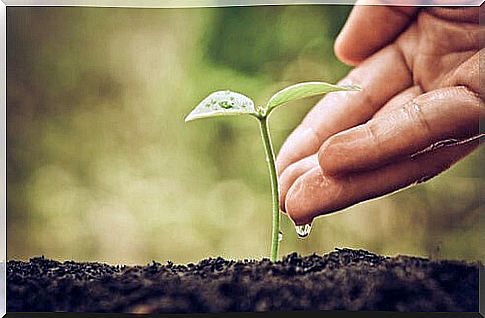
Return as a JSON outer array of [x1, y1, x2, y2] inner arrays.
[[7, 248, 480, 313]]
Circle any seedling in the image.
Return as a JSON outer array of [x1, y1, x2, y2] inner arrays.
[[185, 82, 361, 261]]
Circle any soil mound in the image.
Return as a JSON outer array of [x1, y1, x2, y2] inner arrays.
[[7, 248, 479, 313]]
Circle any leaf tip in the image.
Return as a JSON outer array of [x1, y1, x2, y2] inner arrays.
[[184, 113, 195, 123]]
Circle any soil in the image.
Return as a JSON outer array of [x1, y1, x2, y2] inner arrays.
[[7, 248, 480, 313]]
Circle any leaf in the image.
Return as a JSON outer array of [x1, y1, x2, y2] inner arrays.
[[185, 90, 256, 122], [266, 82, 361, 112]]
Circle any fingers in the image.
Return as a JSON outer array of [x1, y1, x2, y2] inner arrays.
[[276, 43, 412, 176], [427, 7, 479, 25], [285, 138, 481, 225], [335, 4, 418, 66], [373, 86, 422, 118], [319, 86, 484, 176], [278, 86, 421, 212], [278, 154, 318, 211], [442, 49, 482, 98]]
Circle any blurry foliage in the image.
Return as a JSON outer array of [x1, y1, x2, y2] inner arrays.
[[204, 6, 349, 75], [6, 6, 483, 264]]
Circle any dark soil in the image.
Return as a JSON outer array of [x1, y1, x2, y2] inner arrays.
[[7, 248, 480, 313]]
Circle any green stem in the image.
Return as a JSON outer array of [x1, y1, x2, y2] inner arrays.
[[258, 116, 280, 262]]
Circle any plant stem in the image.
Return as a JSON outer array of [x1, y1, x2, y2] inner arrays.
[[258, 116, 280, 262]]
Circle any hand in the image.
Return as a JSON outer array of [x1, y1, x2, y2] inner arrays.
[[276, 6, 484, 226]]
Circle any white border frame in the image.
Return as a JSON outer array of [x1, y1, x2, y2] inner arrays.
[[0, 1, 482, 317], [1, 0, 6, 316], [2, 0, 485, 7]]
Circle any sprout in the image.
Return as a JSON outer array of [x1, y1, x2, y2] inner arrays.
[[185, 82, 361, 261]]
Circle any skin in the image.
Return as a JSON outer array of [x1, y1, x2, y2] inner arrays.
[[276, 5, 484, 226]]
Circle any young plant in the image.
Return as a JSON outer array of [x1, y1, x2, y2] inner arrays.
[[185, 82, 361, 261]]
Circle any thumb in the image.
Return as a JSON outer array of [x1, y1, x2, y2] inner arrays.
[[335, 4, 418, 66]]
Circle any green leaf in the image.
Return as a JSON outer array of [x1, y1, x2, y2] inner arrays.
[[185, 90, 256, 122], [266, 82, 361, 112]]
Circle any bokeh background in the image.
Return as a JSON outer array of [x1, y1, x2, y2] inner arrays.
[[7, 6, 483, 265]]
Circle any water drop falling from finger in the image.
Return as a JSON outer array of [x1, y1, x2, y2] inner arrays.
[[295, 223, 312, 239]]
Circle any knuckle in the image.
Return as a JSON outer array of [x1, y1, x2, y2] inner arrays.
[[402, 100, 432, 135], [364, 124, 380, 144]]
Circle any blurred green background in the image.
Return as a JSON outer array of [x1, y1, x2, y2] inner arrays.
[[7, 6, 483, 265]]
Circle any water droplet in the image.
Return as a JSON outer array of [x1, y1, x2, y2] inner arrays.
[[278, 231, 283, 242], [295, 223, 312, 239], [219, 101, 232, 109]]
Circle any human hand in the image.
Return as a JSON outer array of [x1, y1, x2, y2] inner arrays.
[[277, 6, 484, 225]]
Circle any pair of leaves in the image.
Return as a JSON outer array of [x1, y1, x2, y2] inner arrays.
[[185, 82, 361, 122]]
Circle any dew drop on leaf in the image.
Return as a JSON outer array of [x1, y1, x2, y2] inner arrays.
[[218, 101, 233, 109], [185, 90, 256, 122]]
